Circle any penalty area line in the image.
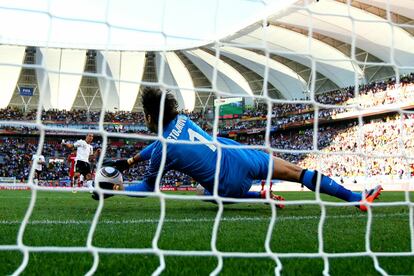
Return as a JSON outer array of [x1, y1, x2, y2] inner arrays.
[[0, 213, 408, 225]]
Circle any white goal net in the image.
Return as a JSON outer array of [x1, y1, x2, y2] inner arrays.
[[0, 0, 413, 275]]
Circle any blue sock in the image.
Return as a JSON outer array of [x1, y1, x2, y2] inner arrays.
[[300, 169, 361, 202]]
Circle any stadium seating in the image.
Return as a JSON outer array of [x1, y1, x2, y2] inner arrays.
[[1, 74, 414, 185]]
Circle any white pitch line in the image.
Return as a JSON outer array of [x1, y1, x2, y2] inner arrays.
[[0, 213, 408, 226]]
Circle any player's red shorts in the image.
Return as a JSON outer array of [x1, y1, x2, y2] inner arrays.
[[68, 153, 76, 179], [69, 165, 75, 179]]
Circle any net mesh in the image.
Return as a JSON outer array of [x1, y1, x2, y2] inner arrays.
[[0, 0, 413, 275]]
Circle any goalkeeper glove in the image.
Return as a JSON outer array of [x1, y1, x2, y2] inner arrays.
[[91, 180, 123, 200], [102, 158, 134, 172]]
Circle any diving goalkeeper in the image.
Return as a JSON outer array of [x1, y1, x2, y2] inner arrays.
[[102, 87, 382, 211]]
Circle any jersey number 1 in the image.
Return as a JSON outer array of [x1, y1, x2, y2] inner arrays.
[[188, 129, 217, 152]]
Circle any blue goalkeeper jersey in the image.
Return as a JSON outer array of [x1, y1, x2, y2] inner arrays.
[[137, 115, 272, 197]]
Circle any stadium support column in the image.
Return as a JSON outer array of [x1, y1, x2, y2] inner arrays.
[[96, 50, 146, 112], [0, 45, 25, 108], [219, 46, 308, 100], [155, 52, 196, 112], [35, 48, 86, 111], [183, 49, 253, 98]]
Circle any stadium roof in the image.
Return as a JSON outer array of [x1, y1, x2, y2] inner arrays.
[[1, 0, 413, 112]]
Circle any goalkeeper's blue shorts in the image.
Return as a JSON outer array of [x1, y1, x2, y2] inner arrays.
[[215, 146, 273, 198]]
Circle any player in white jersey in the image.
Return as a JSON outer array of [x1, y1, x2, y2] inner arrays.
[[62, 133, 95, 188], [30, 154, 45, 185]]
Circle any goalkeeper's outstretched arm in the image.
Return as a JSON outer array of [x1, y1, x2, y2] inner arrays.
[[126, 142, 164, 192], [123, 142, 163, 194], [103, 142, 156, 171]]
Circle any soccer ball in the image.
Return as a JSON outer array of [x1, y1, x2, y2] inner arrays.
[[94, 166, 123, 188], [196, 184, 206, 196]]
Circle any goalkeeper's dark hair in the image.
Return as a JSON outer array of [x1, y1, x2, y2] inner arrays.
[[141, 87, 179, 127]]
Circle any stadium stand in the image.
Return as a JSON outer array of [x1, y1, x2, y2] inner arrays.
[[1, 74, 414, 186]]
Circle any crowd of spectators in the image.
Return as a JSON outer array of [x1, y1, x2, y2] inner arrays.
[[0, 138, 69, 181], [1, 73, 414, 185], [1, 112, 413, 184], [316, 73, 414, 105], [0, 137, 192, 186], [221, 73, 414, 131], [1, 73, 414, 134], [238, 113, 414, 178], [296, 113, 414, 178], [1, 108, 146, 124]]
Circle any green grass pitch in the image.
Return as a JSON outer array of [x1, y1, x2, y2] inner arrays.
[[0, 190, 413, 275]]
